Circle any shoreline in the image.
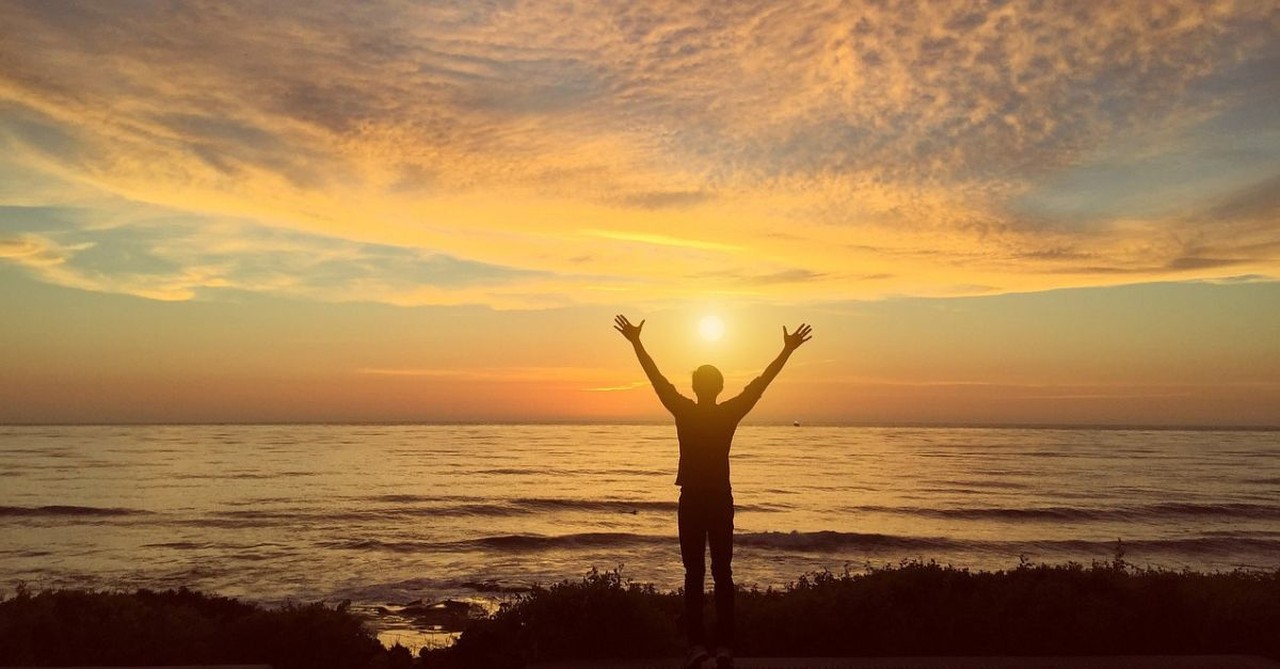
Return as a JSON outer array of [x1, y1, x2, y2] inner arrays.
[[5, 560, 1278, 668]]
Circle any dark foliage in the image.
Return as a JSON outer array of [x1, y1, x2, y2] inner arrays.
[[735, 560, 1280, 658], [423, 566, 680, 668], [4, 560, 1277, 669], [0, 585, 388, 669], [424, 560, 1280, 667]]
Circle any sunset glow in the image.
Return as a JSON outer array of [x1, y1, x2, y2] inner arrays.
[[698, 316, 725, 343], [0, 2, 1277, 425]]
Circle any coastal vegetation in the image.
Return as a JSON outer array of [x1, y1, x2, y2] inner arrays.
[[428, 559, 1280, 667], [3, 558, 1278, 668], [0, 585, 407, 669]]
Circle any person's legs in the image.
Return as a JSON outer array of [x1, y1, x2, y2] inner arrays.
[[707, 490, 735, 650], [678, 489, 708, 648]]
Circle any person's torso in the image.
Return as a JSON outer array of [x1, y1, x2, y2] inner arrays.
[[673, 401, 743, 491]]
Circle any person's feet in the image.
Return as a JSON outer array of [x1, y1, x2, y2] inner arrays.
[[682, 644, 711, 669], [714, 646, 733, 669]]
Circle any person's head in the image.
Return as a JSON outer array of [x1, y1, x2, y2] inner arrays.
[[691, 364, 724, 401]]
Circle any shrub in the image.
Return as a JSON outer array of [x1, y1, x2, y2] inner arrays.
[[0, 586, 385, 669], [423, 560, 1280, 665]]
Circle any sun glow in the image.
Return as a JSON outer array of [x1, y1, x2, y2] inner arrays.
[[698, 315, 725, 341]]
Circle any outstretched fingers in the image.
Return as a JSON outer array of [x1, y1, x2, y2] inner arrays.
[[784, 323, 813, 348], [614, 314, 644, 339]]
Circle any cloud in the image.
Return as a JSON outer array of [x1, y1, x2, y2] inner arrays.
[[0, 232, 202, 301], [582, 228, 742, 252], [0, 0, 1276, 306], [584, 381, 649, 392], [748, 269, 825, 285], [1201, 174, 1280, 225], [695, 267, 826, 285], [0, 233, 80, 267], [0, 213, 585, 308], [616, 190, 714, 210], [357, 365, 618, 385]]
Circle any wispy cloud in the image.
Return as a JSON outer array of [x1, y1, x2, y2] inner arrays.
[[0, 232, 204, 301], [582, 229, 743, 252], [357, 365, 619, 385], [0, 233, 83, 267], [0, 1, 1276, 306], [0, 209, 580, 307], [615, 190, 714, 210], [583, 381, 649, 392]]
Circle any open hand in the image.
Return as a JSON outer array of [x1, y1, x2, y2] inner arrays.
[[783, 323, 812, 351], [614, 314, 645, 343]]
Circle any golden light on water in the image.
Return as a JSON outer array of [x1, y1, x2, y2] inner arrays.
[[698, 315, 725, 342]]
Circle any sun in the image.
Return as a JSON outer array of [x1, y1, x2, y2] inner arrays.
[[698, 315, 725, 341]]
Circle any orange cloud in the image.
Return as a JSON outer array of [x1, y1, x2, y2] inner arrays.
[[0, 1, 1276, 307]]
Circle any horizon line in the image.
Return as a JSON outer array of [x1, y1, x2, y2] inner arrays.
[[2, 420, 1277, 432]]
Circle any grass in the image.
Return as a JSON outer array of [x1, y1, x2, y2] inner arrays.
[[0, 584, 412, 669], [3, 558, 1278, 669], [425, 558, 1280, 667]]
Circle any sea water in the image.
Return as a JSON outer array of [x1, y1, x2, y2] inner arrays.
[[2, 424, 1278, 646]]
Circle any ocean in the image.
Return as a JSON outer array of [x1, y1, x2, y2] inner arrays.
[[2, 424, 1278, 648]]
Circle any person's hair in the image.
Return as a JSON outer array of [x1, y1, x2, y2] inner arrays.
[[691, 364, 724, 398]]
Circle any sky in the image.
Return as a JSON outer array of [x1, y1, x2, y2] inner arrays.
[[1, 1, 1277, 425]]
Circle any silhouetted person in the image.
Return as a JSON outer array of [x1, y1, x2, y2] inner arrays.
[[614, 314, 812, 669]]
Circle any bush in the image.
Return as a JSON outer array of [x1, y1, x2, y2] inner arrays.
[[5, 561, 1277, 669], [0, 585, 386, 669], [423, 560, 1280, 666], [425, 566, 679, 668]]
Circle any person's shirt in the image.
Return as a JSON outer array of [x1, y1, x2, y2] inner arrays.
[[652, 375, 768, 492]]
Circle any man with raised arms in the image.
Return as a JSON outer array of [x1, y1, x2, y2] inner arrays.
[[614, 314, 812, 669]]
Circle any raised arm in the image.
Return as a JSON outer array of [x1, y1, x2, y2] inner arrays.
[[614, 314, 683, 411], [756, 323, 813, 391]]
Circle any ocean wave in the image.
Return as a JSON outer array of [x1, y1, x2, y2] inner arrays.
[[364, 495, 678, 514], [142, 541, 215, 550], [318, 533, 670, 553], [379, 496, 783, 516], [312, 529, 1280, 559], [80, 498, 1280, 532], [0, 505, 151, 517], [324, 531, 1020, 555], [318, 538, 449, 553], [734, 532, 1280, 557], [1111, 536, 1280, 555], [1150, 502, 1280, 518], [737, 531, 960, 552], [317, 537, 481, 552], [513, 498, 677, 513], [940, 479, 1033, 490], [354, 499, 677, 518], [170, 471, 317, 480], [847, 502, 1280, 521], [203, 499, 670, 522], [366, 494, 470, 504], [184, 496, 788, 528], [468, 532, 669, 550]]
